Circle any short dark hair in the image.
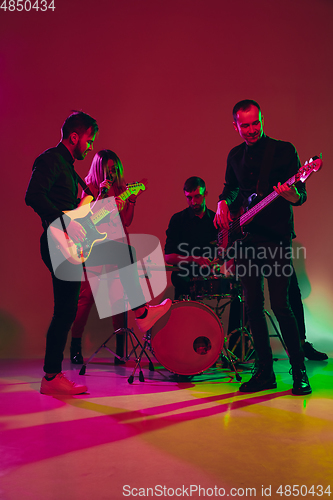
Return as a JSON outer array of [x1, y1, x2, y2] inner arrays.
[[183, 176, 206, 193], [61, 111, 99, 139], [232, 100, 261, 122]]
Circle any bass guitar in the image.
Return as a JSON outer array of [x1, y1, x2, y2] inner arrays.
[[48, 182, 146, 265], [218, 156, 322, 255]]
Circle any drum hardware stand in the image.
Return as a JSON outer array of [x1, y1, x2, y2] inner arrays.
[[225, 309, 289, 368], [221, 305, 288, 368], [126, 261, 168, 384], [126, 297, 242, 383], [217, 288, 255, 366], [79, 261, 161, 381], [79, 307, 154, 378], [127, 328, 156, 384], [77, 267, 145, 376]]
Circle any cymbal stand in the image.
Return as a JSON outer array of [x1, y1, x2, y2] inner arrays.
[[219, 285, 255, 365], [127, 262, 162, 384], [78, 257, 156, 380], [212, 294, 242, 381], [127, 328, 156, 384]]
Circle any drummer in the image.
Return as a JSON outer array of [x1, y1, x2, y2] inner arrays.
[[164, 176, 220, 299]]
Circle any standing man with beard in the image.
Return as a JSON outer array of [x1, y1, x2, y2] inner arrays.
[[26, 111, 98, 395], [214, 99, 311, 395], [26, 111, 171, 395]]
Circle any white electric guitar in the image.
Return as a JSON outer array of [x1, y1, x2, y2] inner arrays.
[[49, 182, 145, 264]]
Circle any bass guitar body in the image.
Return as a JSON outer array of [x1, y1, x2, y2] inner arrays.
[[218, 208, 249, 258], [217, 156, 322, 257]]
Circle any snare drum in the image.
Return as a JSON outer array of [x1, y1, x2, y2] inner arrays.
[[190, 274, 235, 299], [151, 300, 224, 375]]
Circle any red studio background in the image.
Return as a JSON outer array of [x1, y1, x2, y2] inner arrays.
[[0, 0, 332, 358]]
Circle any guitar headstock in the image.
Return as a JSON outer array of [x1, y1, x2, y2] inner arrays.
[[127, 182, 146, 196], [296, 156, 323, 183]]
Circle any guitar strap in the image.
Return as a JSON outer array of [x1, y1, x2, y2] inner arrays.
[[76, 173, 95, 200], [256, 137, 277, 197]]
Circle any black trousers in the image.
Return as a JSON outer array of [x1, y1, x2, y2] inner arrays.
[[228, 265, 306, 339], [235, 239, 304, 367], [40, 232, 146, 373], [288, 267, 306, 341]]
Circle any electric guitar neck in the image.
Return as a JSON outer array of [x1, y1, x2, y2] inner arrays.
[[218, 156, 322, 254]]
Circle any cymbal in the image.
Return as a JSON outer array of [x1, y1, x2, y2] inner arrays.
[[165, 265, 179, 271], [137, 263, 179, 271]]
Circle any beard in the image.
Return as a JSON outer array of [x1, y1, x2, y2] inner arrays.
[[191, 205, 204, 215], [73, 144, 86, 160]]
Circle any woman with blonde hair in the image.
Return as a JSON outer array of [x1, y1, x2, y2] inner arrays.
[[70, 149, 144, 364]]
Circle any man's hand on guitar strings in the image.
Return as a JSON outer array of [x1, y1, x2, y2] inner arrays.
[[67, 220, 86, 243], [214, 200, 232, 229], [273, 181, 300, 203]]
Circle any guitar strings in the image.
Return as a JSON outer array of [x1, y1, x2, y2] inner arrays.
[[216, 161, 317, 249]]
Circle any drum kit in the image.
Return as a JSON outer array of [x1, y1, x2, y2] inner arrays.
[[126, 264, 256, 383], [80, 262, 255, 383]]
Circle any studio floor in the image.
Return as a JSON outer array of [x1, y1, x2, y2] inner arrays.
[[0, 351, 332, 500]]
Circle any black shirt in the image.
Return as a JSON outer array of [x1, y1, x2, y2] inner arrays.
[[165, 207, 217, 261], [219, 135, 307, 242], [25, 142, 80, 230]]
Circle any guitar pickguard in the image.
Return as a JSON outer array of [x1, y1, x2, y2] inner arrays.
[[48, 182, 146, 265], [72, 213, 107, 261]]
